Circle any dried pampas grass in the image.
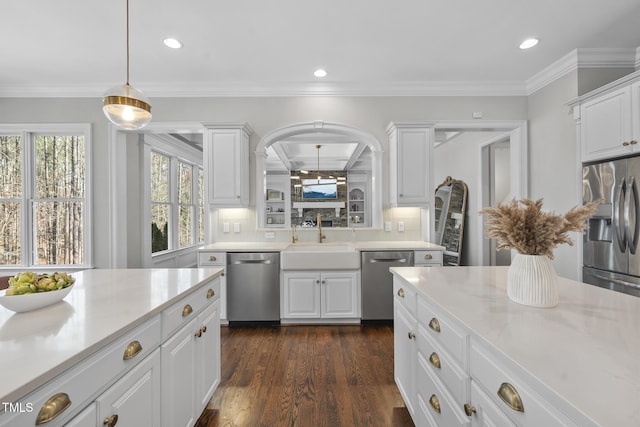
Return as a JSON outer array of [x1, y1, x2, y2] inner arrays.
[[480, 198, 600, 259]]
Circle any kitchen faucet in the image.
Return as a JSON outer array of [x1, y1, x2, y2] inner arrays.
[[291, 224, 298, 243], [317, 213, 326, 243]]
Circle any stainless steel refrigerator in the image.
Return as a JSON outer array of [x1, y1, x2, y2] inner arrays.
[[583, 157, 640, 297]]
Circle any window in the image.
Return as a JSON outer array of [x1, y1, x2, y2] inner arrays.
[[149, 147, 203, 255], [0, 125, 91, 268]]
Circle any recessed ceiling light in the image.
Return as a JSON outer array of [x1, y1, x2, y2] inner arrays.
[[519, 38, 539, 50], [163, 38, 183, 49], [314, 69, 327, 78]]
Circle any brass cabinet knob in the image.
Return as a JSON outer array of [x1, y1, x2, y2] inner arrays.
[[236, 195, 241, 199], [201, 326, 207, 334], [497, 382, 525, 412], [207, 288, 215, 299], [209, 255, 217, 261], [103, 414, 119, 426], [429, 394, 441, 413], [632, 140, 638, 145], [464, 403, 477, 416], [122, 340, 143, 360], [424, 253, 433, 260], [407, 331, 416, 340], [182, 304, 193, 317], [429, 352, 441, 369], [35, 393, 72, 425], [428, 317, 441, 333], [623, 141, 630, 146], [397, 288, 405, 298], [195, 329, 202, 338]]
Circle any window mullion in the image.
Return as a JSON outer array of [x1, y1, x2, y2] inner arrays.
[[24, 131, 34, 267], [170, 155, 179, 251]]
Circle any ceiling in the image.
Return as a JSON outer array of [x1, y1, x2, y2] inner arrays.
[[2, 0, 640, 98]]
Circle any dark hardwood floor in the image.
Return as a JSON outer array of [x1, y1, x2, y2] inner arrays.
[[195, 324, 414, 427]]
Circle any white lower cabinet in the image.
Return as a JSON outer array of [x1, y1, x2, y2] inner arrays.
[[0, 276, 221, 427], [197, 251, 227, 322], [162, 299, 221, 427], [96, 349, 161, 427], [282, 271, 359, 320], [393, 273, 590, 427]]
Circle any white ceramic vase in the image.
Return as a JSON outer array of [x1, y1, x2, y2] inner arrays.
[[507, 254, 559, 308]]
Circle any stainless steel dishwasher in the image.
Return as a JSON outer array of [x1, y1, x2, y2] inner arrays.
[[226, 252, 280, 323], [361, 251, 414, 320]]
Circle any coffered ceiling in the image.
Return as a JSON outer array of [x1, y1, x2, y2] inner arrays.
[[2, 0, 640, 97]]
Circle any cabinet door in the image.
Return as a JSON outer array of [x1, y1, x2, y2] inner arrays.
[[204, 124, 251, 207], [195, 301, 221, 411], [394, 301, 417, 416], [388, 124, 433, 207], [96, 349, 161, 427], [282, 272, 321, 318], [321, 271, 359, 318], [581, 86, 633, 162], [161, 319, 197, 427]]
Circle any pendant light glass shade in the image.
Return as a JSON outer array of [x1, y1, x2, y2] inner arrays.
[[103, 83, 152, 130], [102, 0, 152, 130]]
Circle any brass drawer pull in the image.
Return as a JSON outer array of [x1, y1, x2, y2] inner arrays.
[[36, 393, 72, 425], [429, 352, 441, 369], [123, 340, 143, 360], [207, 288, 215, 299], [407, 331, 416, 340], [497, 382, 525, 412], [424, 253, 433, 260], [429, 394, 441, 413], [464, 403, 476, 416], [428, 317, 441, 333], [182, 304, 193, 317], [397, 288, 405, 298], [632, 140, 638, 145], [103, 414, 119, 426], [209, 255, 217, 261]]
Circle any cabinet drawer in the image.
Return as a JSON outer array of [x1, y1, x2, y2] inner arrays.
[[0, 316, 161, 427], [470, 339, 579, 427], [418, 297, 466, 366], [162, 278, 219, 341], [468, 381, 516, 427], [197, 251, 226, 266], [417, 322, 468, 405], [416, 352, 469, 427], [393, 277, 416, 317], [414, 250, 443, 265]]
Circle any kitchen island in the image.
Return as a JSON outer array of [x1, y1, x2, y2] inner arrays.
[[0, 268, 223, 427], [390, 266, 640, 427]]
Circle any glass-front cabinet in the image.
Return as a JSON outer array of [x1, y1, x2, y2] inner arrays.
[[265, 174, 290, 228], [347, 173, 370, 227]]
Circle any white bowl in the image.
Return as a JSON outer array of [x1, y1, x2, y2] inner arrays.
[[0, 284, 74, 313]]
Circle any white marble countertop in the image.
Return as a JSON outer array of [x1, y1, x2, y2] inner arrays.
[[390, 266, 640, 427], [0, 268, 223, 404], [200, 240, 444, 252]]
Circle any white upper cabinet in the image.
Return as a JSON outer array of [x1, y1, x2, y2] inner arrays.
[[203, 123, 253, 207], [387, 122, 434, 207], [570, 70, 640, 163]]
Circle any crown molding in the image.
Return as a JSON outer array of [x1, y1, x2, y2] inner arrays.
[[0, 80, 527, 98], [526, 48, 638, 95]]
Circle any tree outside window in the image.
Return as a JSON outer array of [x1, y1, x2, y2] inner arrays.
[[0, 129, 89, 267]]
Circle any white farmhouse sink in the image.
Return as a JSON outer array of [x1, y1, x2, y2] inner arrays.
[[281, 243, 360, 270]]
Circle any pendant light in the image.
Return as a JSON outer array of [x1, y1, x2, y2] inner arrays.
[[103, 0, 152, 130], [316, 144, 322, 182]]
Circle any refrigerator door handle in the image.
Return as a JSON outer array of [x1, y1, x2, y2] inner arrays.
[[624, 175, 640, 254], [614, 177, 627, 252]]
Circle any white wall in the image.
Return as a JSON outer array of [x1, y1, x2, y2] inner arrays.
[[527, 72, 581, 279]]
